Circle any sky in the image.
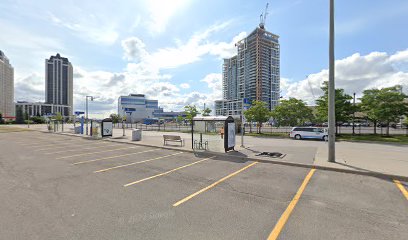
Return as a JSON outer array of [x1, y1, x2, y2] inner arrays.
[[1, 0, 408, 118]]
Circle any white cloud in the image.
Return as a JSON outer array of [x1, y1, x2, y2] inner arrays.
[[180, 83, 190, 89], [144, 0, 190, 34], [282, 49, 408, 105], [121, 37, 149, 62], [208, 31, 247, 59], [48, 12, 118, 45], [121, 21, 240, 76], [201, 73, 222, 93]]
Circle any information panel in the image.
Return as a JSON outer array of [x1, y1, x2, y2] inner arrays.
[[102, 121, 113, 137], [227, 122, 235, 148]]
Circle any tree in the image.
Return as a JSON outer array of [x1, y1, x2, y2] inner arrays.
[[361, 86, 408, 136], [315, 81, 353, 134], [30, 116, 46, 124], [202, 107, 212, 117], [184, 105, 199, 124], [15, 106, 24, 124], [110, 113, 120, 124], [54, 112, 63, 121], [243, 100, 271, 133], [271, 98, 313, 127], [176, 115, 184, 125], [360, 89, 381, 134], [404, 117, 408, 136], [243, 109, 255, 133]]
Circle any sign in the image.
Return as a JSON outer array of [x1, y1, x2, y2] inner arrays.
[[101, 118, 113, 137], [74, 111, 85, 115], [227, 122, 235, 148]]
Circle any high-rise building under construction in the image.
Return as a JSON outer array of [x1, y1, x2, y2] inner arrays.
[[215, 25, 280, 116]]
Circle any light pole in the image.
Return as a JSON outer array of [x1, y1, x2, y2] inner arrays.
[[328, 0, 336, 162], [241, 99, 245, 148], [85, 96, 94, 135], [352, 92, 356, 135]]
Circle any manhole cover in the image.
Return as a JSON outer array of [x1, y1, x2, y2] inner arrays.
[[255, 152, 284, 158]]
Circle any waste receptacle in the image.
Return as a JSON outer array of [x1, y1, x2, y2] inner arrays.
[[74, 126, 82, 134], [132, 129, 142, 141]]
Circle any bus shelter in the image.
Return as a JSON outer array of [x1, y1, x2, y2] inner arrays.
[[191, 116, 235, 152]]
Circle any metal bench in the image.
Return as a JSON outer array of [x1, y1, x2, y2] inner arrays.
[[163, 135, 184, 147]]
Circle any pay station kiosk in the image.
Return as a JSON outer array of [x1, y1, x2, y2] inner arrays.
[[101, 118, 113, 137], [191, 116, 235, 152]]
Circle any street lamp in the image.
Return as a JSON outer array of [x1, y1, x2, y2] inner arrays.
[[86, 96, 94, 135], [328, 0, 336, 162]]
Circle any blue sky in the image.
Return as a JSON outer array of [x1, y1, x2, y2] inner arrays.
[[1, 0, 408, 117]]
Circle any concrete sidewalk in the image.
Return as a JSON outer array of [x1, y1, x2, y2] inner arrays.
[[7, 124, 408, 179]]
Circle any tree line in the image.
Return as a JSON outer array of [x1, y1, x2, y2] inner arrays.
[[243, 82, 408, 135]]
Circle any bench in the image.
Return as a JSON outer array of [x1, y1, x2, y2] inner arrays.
[[163, 135, 184, 147]]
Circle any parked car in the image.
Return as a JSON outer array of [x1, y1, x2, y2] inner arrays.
[[289, 127, 328, 141]]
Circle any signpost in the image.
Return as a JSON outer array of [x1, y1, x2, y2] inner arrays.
[[241, 98, 251, 147]]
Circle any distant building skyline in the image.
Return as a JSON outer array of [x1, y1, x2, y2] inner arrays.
[[118, 94, 185, 123], [0, 50, 14, 118], [45, 53, 73, 116], [216, 25, 280, 116]]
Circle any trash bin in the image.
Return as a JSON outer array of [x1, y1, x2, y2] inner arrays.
[[132, 129, 142, 141], [74, 126, 82, 134]]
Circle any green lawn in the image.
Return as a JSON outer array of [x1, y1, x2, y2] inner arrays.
[[336, 134, 408, 144], [243, 131, 408, 144]]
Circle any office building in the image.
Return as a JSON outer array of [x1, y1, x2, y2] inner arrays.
[[45, 53, 73, 116], [0, 50, 14, 118], [118, 94, 185, 122], [15, 101, 71, 117], [215, 25, 280, 116]]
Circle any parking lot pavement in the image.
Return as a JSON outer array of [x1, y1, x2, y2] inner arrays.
[[279, 172, 408, 240], [1, 131, 407, 240]]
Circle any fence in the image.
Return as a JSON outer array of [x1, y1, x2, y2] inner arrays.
[[113, 122, 408, 135]]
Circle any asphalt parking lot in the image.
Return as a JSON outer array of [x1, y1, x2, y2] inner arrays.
[[1, 131, 407, 240]]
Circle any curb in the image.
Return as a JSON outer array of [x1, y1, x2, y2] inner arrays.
[[45, 131, 408, 182]]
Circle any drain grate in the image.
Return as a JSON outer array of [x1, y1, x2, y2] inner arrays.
[[255, 152, 284, 158]]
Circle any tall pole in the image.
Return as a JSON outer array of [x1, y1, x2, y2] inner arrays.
[[352, 92, 356, 135], [86, 97, 89, 135], [241, 99, 244, 147], [328, 0, 336, 162]]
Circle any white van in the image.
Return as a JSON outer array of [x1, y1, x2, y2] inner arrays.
[[289, 127, 328, 141]]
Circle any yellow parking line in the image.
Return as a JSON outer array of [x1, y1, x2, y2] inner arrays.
[[72, 149, 159, 165], [94, 152, 183, 173], [393, 180, 408, 201], [124, 156, 214, 187], [46, 143, 118, 154], [173, 161, 259, 207], [56, 146, 139, 159], [267, 168, 316, 240], [36, 141, 109, 151]]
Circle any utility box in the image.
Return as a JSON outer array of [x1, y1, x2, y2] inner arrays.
[[132, 129, 142, 141], [74, 126, 82, 134]]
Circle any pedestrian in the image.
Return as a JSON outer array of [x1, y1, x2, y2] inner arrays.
[[220, 127, 224, 139]]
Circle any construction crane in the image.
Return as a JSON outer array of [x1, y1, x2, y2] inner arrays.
[[259, 3, 269, 29]]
